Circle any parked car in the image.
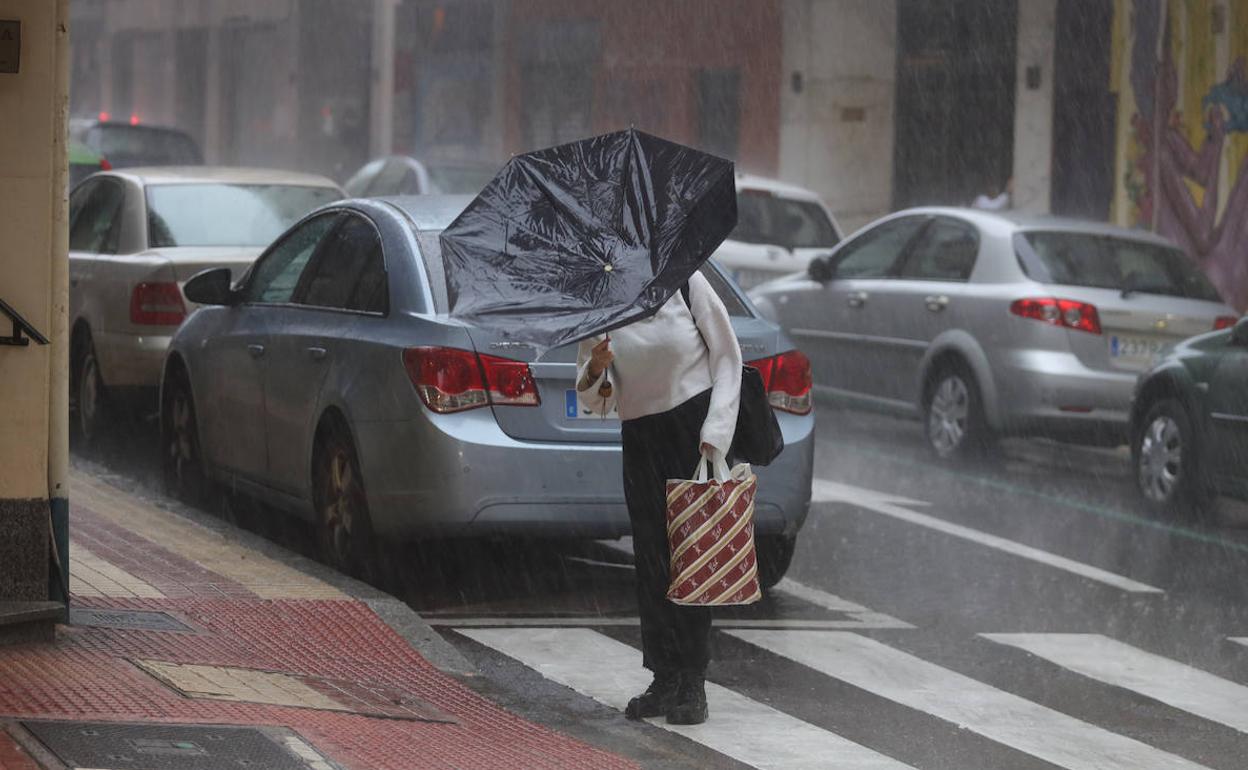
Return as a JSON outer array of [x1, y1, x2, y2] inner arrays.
[[1130, 317, 1248, 519], [343, 155, 499, 197], [748, 208, 1240, 458], [710, 174, 843, 290], [69, 140, 110, 189], [69, 167, 343, 442], [70, 118, 203, 168], [161, 195, 814, 586]]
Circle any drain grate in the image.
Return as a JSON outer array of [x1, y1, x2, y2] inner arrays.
[[22, 721, 335, 770], [71, 608, 195, 633]]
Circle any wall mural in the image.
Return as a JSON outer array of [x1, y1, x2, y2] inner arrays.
[[1115, 0, 1248, 311]]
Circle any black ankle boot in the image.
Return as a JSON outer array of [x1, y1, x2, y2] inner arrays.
[[666, 672, 708, 725], [625, 670, 680, 720]]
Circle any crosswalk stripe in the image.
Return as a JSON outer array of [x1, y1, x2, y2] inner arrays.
[[460, 627, 916, 770], [983, 633, 1248, 734], [728, 630, 1209, 770], [774, 578, 914, 629], [812, 479, 1165, 594], [1230, 637, 1248, 648]]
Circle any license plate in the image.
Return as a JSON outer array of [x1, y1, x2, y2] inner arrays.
[[564, 389, 618, 420], [1109, 335, 1166, 361]]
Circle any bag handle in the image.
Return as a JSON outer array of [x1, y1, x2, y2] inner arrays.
[[692, 449, 732, 484]]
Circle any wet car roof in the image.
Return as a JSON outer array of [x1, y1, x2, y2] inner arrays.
[[113, 166, 342, 188], [382, 194, 474, 231]]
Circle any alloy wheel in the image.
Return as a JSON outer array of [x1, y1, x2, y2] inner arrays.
[[1138, 415, 1182, 503], [78, 350, 101, 442], [928, 375, 970, 456], [318, 442, 364, 570]]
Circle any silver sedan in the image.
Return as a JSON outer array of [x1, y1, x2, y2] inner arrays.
[[161, 196, 815, 585], [748, 208, 1240, 458]]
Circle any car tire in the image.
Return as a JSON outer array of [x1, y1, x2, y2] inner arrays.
[[923, 361, 991, 460], [161, 367, 210, 505], [312, 417, 376, 580], [755, 534, 796, 590], [1133, 398, 1209, 518], [72, 332, 110, 447]]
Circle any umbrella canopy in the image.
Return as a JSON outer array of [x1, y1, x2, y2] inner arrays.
[[439, 128, 737, 352]]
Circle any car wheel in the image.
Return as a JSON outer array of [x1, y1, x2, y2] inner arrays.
[[73, 333, 109, 446], [1133, 399, 1208, 518], [755, 534, 796, 590], [923, 362, 990, 460], [161, 368, 210, 504], [312, 418, 375, 580]]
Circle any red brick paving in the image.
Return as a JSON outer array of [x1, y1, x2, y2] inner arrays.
[[1, 493, 638, 770], [0, 731, 40, 770]]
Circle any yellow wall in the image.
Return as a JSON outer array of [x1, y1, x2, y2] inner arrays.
[[0, 0, 64, 499]]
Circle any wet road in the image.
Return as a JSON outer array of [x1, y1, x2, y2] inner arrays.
[[77, 403, 1248, 769]]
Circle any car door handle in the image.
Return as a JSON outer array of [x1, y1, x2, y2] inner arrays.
[[847, 291, 869, 308], [306, 346, 327, 361], [925, 295, 950, 312], [247, 343, 265, 358]]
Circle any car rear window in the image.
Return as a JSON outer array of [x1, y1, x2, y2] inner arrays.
[[147, 184, 343, 248], [415, 228, 751, 317], [88, 125, 203, 167], [731, 189, 840, 249], [1014, 231, 1223, 302]]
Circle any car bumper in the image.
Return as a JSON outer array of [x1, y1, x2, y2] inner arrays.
[[96, 330, 172, 390], [992, 349, 1137, 438], [354, 407, 814, 541]]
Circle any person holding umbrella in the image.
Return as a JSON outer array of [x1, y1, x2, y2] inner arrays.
[[439, 128, 742, 725], [576, 271, 741, 725]]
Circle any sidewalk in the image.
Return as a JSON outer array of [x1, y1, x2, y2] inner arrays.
[[0, 467, 637, 770]]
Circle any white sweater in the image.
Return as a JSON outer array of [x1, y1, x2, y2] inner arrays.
[[576, 272, 743, 455]]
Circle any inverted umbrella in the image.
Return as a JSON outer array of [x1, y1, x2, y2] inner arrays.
[[439, 128, 737, 352]]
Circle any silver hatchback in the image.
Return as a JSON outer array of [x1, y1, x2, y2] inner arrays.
[[162, 195, 815, 585], [748, 208, 1239, 458]]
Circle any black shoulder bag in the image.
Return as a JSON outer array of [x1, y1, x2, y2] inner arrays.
[[680, 282, 784, 466]]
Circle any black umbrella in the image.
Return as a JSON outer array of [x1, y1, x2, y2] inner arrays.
[[439, 128, 737, 352]]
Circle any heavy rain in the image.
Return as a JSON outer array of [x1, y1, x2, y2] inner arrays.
[[1, 1, 1247, 768]]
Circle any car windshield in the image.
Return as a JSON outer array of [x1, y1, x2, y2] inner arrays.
[[146, 184, 342, 248], [87, 125, 203, 167], [730, 189, 839, 249], [1015, 231, 1224, 302]]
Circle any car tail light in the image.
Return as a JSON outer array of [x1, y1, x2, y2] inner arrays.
[[1214, 315, 1238, 330], [747, 349, 813, 415], [478, 353, 541, 407], [403, 347, 539, 414], [1010, 297, 1102, 335], [129, 282, 186, 326]]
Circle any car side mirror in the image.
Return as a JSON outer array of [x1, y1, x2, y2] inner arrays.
[[807, 256, 835, 283], [183, 267, 236, 306], [1232, 316, 1248, 346]]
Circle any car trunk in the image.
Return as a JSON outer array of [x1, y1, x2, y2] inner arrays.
[[1056, 287, 1231, 373], [157, 247, 263, 285], [712, 240, 830, 290], [467, 316, 782, 444]]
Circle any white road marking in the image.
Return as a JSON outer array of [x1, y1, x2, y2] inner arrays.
[[774, 578, 914, 629], [729, 630, 1209, 770], [812, 479, 1164, 594], [461, 627, 915, 770], [984, 633, 1248, 734], [1230, 637, 1248, 648], [428, 616, 907, 629]]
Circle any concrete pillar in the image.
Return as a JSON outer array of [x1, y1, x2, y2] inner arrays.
[[370, 0, 398, 158], [0, 0, 70, 608], [779, 0, 897, 233], [1011, 0, 1057, 214]]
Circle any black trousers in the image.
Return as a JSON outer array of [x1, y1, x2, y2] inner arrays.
[[621, 388, 713, 675]]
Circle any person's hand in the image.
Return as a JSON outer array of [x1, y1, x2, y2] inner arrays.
[[700, 442, 715, 457], [588, 338, 614, 379]]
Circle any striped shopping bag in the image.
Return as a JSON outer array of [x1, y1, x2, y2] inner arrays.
[[665, 453, 762, 606]]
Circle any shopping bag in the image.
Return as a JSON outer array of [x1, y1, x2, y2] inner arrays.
[[665, 451, 762, 606]]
